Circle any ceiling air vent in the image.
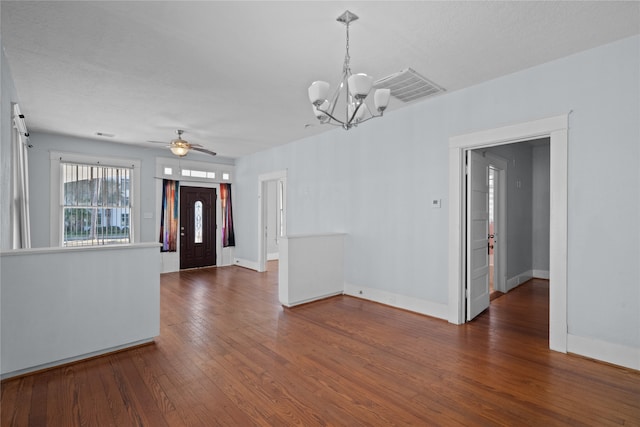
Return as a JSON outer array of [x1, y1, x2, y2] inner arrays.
[[374, 68, 444, 103]]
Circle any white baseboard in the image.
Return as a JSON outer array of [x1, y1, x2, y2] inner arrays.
[[217, 261, 234, 267], [1, 338, 155, 380], [162, 249, 236, 272], [505, 270, 534, 292], [281, 291, 343, 308], [567, 334, 639, 371], [532, 269, 550, 279], [344, 282, 448, 320], [267, 252, 279, 261], [220, 246, 236, 266], [233, 258, 260, 271]]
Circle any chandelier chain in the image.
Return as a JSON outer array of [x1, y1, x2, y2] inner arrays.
[[343, 22, 351, 75]]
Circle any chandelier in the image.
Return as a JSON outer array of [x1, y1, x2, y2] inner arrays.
[[307, 10, 390, 130]]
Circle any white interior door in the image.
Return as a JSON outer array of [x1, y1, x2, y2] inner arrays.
[[467, 150, 491, 320]]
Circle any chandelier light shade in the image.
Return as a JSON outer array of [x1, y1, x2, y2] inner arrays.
[[313, 100, 330, 120], [308, 81, 330, 106], [307, 10, 390, 130], [374, 88, 391, 112], [347, 73, 373, 100]]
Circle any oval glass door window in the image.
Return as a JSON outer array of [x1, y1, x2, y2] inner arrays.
[[194, 201, 203, 243]]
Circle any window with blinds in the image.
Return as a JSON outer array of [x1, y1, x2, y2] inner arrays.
[[62, 163, 132, 246]]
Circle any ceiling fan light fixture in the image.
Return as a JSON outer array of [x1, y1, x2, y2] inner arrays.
[[149, 129, 217, 158], [170, 145, 189, 157], [169, 129, 190, 157]]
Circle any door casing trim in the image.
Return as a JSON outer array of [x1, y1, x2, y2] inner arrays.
[[448, 114, 568, 353]]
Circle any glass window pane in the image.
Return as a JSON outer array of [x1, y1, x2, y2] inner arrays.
[[278, 180, 284, 237], [194, 201, 203, 244], [62, 163, 131, 246]]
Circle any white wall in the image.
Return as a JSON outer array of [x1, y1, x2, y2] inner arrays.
[[234, 36, 640, 353], [27, 133, 158, 246], [26, 132, 235, 248], [279, 233, 344, 307], [532, 143, 550, 273], [1, 244, 160, 378]]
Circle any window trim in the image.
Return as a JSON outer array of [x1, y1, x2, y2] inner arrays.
[[50, 151, 141, 246], [156, 157, 233, 183]]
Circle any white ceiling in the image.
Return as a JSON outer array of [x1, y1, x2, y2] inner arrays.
[[2, 1, 639, 159]]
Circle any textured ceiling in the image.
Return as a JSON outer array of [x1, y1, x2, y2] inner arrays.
[[2, 1, 639, 159]]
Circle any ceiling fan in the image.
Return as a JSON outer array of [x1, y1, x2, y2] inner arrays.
[[149, 130, 217, 157]]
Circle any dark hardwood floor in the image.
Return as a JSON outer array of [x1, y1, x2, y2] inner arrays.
[[2, 264, 639, 426]]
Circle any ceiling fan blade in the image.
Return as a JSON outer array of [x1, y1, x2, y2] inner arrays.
[[191, 146, 217, 157], [147, 132, 215, 156]]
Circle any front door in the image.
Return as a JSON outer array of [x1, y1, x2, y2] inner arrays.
[[180, 186, 216, 269], [466, 150, 491, 320]]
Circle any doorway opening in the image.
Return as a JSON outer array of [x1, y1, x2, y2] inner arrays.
[[265, 179, 285, 265], [449, 114, 568, 353], [488, 165, 505, 301], [489, 166, 495, 293], [258, 170, 287, 273]]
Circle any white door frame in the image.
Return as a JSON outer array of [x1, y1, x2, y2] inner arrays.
[[448, 115, 568, 353], [258, 170, 287, 272]]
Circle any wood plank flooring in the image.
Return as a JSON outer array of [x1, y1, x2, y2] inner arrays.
[[2, 264, 639, 426]]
